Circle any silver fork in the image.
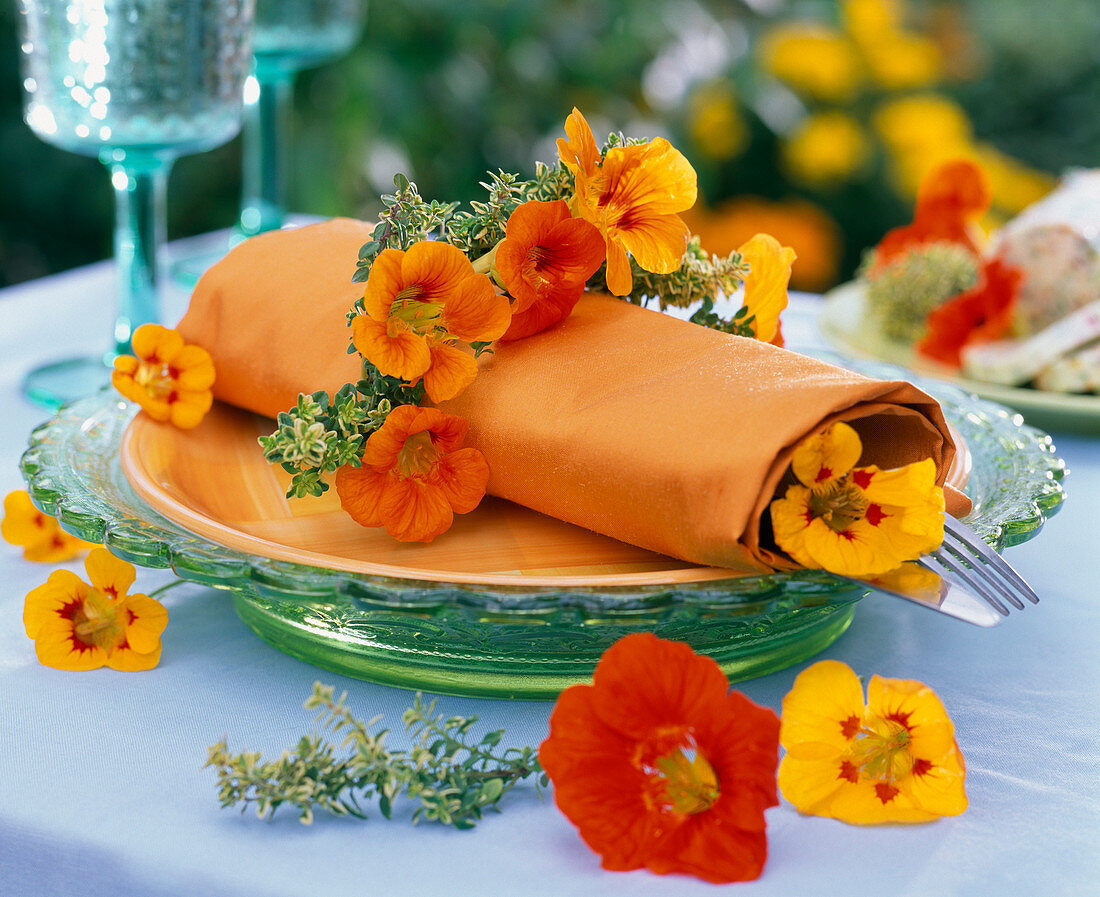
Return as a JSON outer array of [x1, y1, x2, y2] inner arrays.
[[918, 517, 1040, 617]]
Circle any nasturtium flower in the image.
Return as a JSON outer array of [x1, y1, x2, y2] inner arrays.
[[351, 242, 511, 401], [557, 107, 698, 297], [2, 490, 92, 562], [539, 633, 780, 885], [917, 258, 1022, 367], [769, 421, 944, 577], [495, 200, 606, 341], [873, 159, 991, 271], [738, 233, 797, 345], [778, 660, 967, 823], [23, 547, 168, 671], [335, 404, 489, 543], [111, 324, 215, 429], [758, 24, 863, 103]]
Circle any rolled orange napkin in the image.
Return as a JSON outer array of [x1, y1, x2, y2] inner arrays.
[[178, 218, 969, 573]]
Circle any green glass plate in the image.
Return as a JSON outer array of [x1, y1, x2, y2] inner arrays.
[[20, 357, 1066, 699]]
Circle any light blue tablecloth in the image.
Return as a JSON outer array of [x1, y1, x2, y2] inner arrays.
[[1, 251, 1098, 896]]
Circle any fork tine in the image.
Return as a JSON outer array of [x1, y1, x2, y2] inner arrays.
[[944, 519, 1041, 605], [919, 554, 1011, 617], [936, 540, 1026, 610]]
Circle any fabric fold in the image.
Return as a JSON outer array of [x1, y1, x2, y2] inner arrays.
[[177, 218, 969, 574]]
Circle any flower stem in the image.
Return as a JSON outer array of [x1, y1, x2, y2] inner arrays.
[[147, 579, 187, 599]]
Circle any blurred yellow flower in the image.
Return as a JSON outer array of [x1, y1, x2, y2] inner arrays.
[[2, 490, 92, 563], [759, 24, 863, 103], [861, 34, 942, 90], [688, 82, 747, 161], [684, 198, 841, 292], [872, 94, 974, 196], [782, 112, 872, 187], [971, 145, 1055, 215]]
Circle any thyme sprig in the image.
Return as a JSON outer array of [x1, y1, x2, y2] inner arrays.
[[257, 364, 425, 499], [205, 683, 546, 828]]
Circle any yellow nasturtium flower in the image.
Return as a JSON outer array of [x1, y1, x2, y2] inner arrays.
[[112, 324, 215, 429], [557, 107, 698, 297], [2, 490, 92, 562], [738, 233, 797, 344], [769, 421, 944, 576], [23, 547, 168, 671], [779, 660, 967, 823]]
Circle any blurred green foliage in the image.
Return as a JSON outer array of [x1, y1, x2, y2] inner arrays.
[[1, 0, 1096, 289]]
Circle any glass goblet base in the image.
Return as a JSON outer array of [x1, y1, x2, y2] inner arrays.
[[22, 355, 112, 411]]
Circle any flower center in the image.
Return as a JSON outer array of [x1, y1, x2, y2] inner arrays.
[[72, 589, 126, 651], [134, 360, 175, 400], [523, 246, 553, 288], [849, 714, 914, 783], [389, 285, 444, 334], [396, 431, 440, 478], [808, 475, 869, 532], [654, 745, 721, 816]]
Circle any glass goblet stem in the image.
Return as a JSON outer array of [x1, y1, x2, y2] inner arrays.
[[239, 71, 294, 237], [103, 148, 173, 358]]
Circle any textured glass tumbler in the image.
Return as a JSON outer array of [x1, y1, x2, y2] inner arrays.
[[171, 0, 364, 287], [16, 0, 254, 409]]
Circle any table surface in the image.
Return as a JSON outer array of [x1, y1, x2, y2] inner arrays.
[[2, 242, 1098, 897]]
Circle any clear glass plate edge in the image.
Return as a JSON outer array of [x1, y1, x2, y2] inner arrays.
[[19, 357, 1067, 610]]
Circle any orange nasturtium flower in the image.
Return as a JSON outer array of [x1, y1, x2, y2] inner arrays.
[[351, 242, 511, 403], [557, 107, 698, 297], [2, 490, 92, 562], [539, 633, 780, 884], [23, 547, 168, 671], [917, 258, 1022, 367], [112, 324, 215, 429], [495, 199, 606, 341], [335, 404, 489, 543], [873, 159, 991, 271], [778, 660, 967, 823], [738, 233, 798, 345], [770, 421, 944, 577]]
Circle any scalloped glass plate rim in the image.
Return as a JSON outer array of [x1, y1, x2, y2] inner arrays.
[[20, 353, 1067, 603]]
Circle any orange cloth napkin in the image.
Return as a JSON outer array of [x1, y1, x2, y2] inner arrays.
[[178, 218, 969, 573]]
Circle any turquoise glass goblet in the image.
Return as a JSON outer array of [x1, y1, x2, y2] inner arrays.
[[16, 0, 254, 409]]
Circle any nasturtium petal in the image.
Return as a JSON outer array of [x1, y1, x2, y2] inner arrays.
[[779, 659, 867, 750], [422, 341, 478, 403], [791, 421, 862, 488], [351, 315, 431, 381], [738, 233, 797, 343], [123, 593, 169, 654], [440, 274, 511, 343], [615, 214, 690, 276], [401, 240, 476, 297], [431, 447, 490, 515], [84, 547, 136, 599], [362, 248, 406, 321]]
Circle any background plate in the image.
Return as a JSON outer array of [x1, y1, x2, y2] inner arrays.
[[21, 360, 1066, 698], [820, 281, 1100, 434]]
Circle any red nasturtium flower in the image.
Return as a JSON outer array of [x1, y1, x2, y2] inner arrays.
[[539, 633, 780, 884], [778, 660, 967, 824], [873, 159, 990, 271], [495, 200, 606, 340], [335, 404, 490, 543], [23, 547, 168, 671], [557, 107, 698, 297], [917, 258, 1023, 367], [351, 241, 511, 402], [111, 324, 215, 429]]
